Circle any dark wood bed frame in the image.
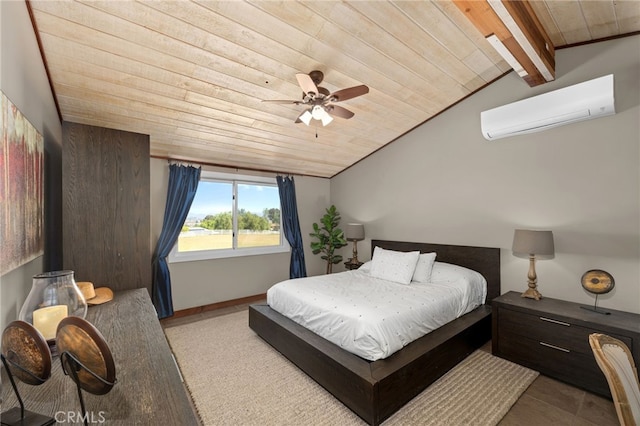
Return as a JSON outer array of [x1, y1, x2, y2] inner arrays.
[[249, 240, 501, 425]]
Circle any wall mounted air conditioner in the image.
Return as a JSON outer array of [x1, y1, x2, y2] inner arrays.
[[481, 74, 615, 140]]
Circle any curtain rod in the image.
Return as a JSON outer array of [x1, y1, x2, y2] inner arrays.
[[150, 155, 324, 179]]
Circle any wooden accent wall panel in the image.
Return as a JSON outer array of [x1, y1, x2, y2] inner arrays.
[[62, 122, 151, 293]]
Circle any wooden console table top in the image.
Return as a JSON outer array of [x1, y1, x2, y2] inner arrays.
[[2, 289, 199, 425]]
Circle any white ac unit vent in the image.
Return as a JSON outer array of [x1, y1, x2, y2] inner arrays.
[[481, 74, 615, 140]]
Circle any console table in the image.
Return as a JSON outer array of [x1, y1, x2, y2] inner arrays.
[[1, 289, 199, 425]]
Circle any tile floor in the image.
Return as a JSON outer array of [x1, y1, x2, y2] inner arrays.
[[161, 302, 620, 426]]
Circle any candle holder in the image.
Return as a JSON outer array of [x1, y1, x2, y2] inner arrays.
[[19, 271, 87, 355]]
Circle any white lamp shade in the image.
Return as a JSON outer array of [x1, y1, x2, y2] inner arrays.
[[346, 223, 365, 241], [311, 105, 325, 120], [512, 229, 554, 259], [299, 110, 312, 126], [321, 114, 333, 126]]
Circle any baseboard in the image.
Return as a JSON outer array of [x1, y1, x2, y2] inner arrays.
[[168, 293, 267, 320]]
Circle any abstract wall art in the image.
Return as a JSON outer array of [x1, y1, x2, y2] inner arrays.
[[1, 92, 44, 275]]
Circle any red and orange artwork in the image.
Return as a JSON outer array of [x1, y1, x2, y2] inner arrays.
[[0, 92, 44, 275]]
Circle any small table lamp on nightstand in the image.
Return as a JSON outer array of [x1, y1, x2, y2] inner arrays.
[[345, 223, 365, 269], [512, 229, 555, 300]]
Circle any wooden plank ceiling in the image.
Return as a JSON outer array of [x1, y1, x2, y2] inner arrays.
[[28, 1, 640, 178]]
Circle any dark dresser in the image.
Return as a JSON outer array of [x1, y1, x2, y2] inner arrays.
[[1, 289, 199, 425], [492, 291, 640, 397]]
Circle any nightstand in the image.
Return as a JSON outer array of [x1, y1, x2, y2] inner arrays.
[[344, 259, 364, 270], [492, 291, 640, 398]]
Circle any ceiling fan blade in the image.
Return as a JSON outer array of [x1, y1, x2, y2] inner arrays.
[[296, 73, 319, 96], [330, 85, 369, 102], [327, 105, 355, 119], [261, 99, 303, 104]]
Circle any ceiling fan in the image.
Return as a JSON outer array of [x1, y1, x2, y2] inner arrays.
[[262, 70, 369, 126]]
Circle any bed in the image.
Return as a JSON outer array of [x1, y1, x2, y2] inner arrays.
[[249, 240, 500, 425]]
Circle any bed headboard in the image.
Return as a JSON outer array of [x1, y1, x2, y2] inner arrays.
[[371, 240, 501, 303]]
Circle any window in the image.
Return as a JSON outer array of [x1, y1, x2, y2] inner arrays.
[[169, 172, 288, 262]]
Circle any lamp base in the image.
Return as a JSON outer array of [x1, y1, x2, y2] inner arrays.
[[351, 240, 359, 264], [521, 287, 542, 300], [1, 407, 55, 426]]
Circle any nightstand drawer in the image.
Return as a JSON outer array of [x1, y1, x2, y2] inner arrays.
[[498, 335, 610, 396], [493, 291, 640, 398], [497, 307, 634, 356]]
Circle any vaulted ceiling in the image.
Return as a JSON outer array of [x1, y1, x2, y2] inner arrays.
[[28, 1, 640, 178]]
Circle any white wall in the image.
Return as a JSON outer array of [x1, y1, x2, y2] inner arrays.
[[331, 35, 640, 314], [3, 1, 637, 318], [150, 158, 330, 311], [0, 2, 62, 331]]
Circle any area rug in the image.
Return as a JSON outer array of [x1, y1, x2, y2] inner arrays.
[[164, 311, 538, 426]]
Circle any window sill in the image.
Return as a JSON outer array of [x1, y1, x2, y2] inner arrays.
[[168, 245, 290, 263]]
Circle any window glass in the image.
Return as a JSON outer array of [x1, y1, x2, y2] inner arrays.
[[170, 172, 287, 262], [180, 181, 233, 252], [237, 184, 281, 248]]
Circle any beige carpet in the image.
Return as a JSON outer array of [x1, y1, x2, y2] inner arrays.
[[165, 311, 538, 426]]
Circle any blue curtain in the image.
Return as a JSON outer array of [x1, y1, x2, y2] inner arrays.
[[152, 164, 201, 318], [277, 175, 307, 279]]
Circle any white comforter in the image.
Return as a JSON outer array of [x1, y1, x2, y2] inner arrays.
[[267, 267, 486, 361]]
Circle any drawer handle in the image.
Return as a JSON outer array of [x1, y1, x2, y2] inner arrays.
[[540, 341, 570, 353], [539, 317, 570, 327]]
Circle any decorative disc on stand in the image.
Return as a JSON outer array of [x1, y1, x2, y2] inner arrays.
[[56, 316, 116, 426], [56, 316, 116, 395], [1, 320, 55, 426], [580, 269, 614, 315], [1, 321, 52, 385]]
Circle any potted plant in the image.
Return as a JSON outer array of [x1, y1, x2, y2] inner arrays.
[[309, 205, 348, 274]]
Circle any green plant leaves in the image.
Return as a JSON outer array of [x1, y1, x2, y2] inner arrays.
[[309, 205, 348, 273]]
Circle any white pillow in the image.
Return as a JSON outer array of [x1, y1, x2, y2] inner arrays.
[[429, 262, 488, 303], [430, 262, 482, 283], [358, 261, 372, 272], [412, 252, 437, 283], [370, 247, 420, 285]]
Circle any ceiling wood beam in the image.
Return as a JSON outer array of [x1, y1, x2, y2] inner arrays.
[[454, 0, 555, 87]]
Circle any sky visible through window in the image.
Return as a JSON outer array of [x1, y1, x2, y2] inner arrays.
[[188, 181, 280, 220]]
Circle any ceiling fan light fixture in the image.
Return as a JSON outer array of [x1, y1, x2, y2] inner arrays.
[[264, 71, 368, 126], [311, 105, 333, 126], [311, 105, 325, 120], [321, 113, 333, 126], [299, 110, 313, 126]]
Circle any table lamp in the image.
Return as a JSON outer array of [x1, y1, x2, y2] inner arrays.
[[512, 229, 555, 300], [346, 223, 365, 264]]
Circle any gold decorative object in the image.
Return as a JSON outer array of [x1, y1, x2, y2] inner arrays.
[[581, 270, 615, 315], [1, 320, 55, 425], [56, 316, 116, 396], [55, 316, 117, 426]]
